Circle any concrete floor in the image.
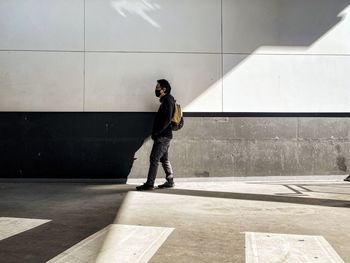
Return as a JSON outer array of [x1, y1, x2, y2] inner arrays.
[[0, 176, 349, 263]]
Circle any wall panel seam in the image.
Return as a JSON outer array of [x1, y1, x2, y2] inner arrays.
[[221, 0, 224, 113], [83, 0, 86, 112], [223, 53, 350, 57], [1, 50, 348, 57]]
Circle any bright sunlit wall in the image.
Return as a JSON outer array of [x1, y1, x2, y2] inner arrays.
[[0, 0, 350, 113]]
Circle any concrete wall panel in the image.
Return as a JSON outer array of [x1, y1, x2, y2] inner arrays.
[[86, 0, 221, 52], [128, 117, 350, 178], [223, 54, 350, 112], [85, 52, 222, 112], [0, 0, 84, 51], [178, 117, 297, 140], [223, 0, 350, 54], [1, 113, 349, 178], [298, 118, 350, 140], [129, 135, 348, 178], [0, 51, 84, 111]]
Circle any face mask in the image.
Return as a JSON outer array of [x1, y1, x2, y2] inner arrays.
[[155, 90, 161, 97]]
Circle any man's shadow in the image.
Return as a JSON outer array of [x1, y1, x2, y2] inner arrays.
[[0, 112, 154, 181]]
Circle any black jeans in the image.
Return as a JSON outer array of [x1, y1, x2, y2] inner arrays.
[[146, 137, 173, 186]]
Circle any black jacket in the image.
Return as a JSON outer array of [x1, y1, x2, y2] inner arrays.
[[152, 94, 175, 140]]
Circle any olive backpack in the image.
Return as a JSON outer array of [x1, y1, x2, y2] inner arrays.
[[171, 102, 184, 131]]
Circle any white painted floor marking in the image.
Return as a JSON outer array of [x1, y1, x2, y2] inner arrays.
[[245, 232, 345, 263], [48, 224, 174, 263], [0, 217, 51, 241]]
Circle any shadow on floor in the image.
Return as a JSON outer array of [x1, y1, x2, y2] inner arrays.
[[0, 183, 134, 263], [136, 186, 350, 208]]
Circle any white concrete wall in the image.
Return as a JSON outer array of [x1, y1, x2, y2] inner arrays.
[[223, 0, 350, 112], [0, 0, 349, 112]]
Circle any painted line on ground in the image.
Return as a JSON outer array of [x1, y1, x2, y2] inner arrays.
[[47, 224, 174, 263], [245, 232, 345, 263], [0, 217, 51, 241]]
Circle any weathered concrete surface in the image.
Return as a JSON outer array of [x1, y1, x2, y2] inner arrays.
[[1, 114, 349, 179], [0, 179, 349, 263], [123, 179, 350, 263], [130, 117, 350, 178]]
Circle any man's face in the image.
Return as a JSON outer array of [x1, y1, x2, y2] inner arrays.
[[155, 83, 165, 97]]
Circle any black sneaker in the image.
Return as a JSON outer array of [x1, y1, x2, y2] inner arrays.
[[136, 183, 154, 191], [158, 181, 175, 188]]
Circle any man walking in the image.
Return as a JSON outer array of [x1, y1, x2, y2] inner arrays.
[[136, 79, 175, 190]]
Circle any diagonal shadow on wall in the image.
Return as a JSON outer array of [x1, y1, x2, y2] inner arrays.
[[104, 0, 350, 112], [188, 0, 350, 111]]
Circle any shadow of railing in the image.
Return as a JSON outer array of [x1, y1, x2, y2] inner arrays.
[[147, 187, 350, 208]]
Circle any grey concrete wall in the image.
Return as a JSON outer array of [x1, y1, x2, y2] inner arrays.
[[129, 117, 350, 178], [1, 113, 349, 179]]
